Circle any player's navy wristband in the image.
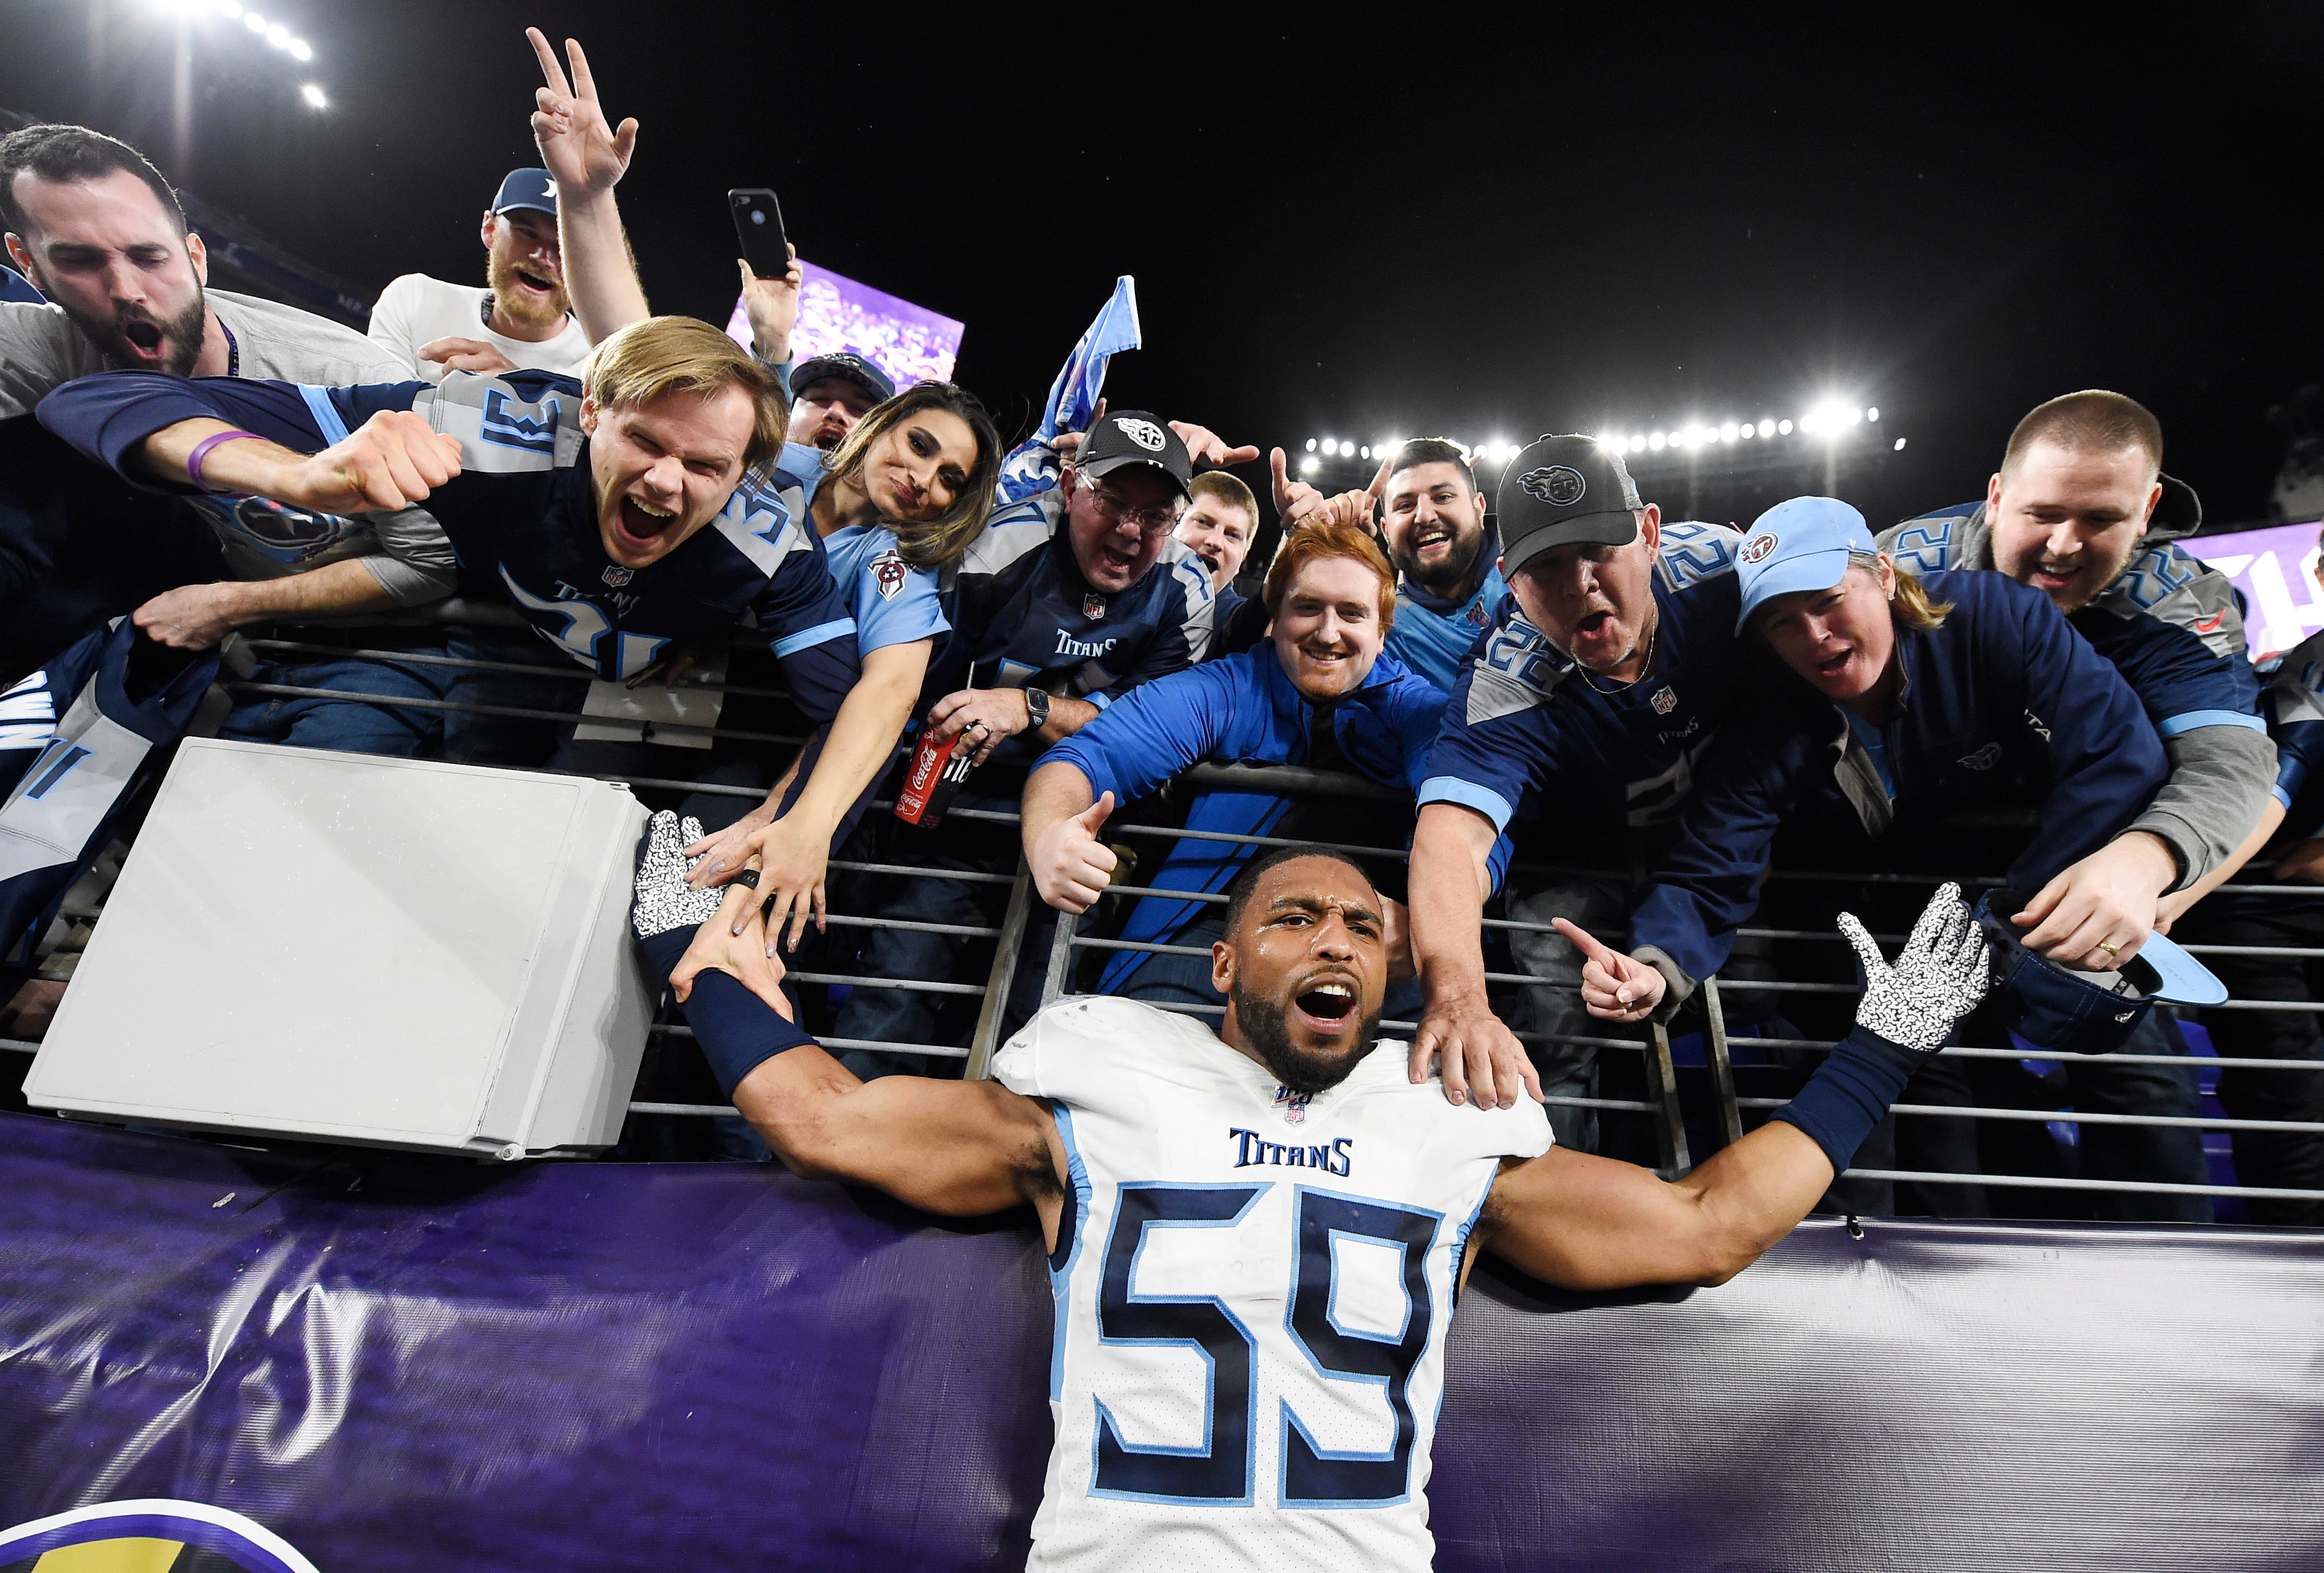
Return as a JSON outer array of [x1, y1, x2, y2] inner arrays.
[[1768, 1025, 1928, 1176], [636, 925, 816, 1098]]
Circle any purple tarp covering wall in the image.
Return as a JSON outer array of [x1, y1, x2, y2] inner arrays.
[[3, 1111, 2321, 1571]]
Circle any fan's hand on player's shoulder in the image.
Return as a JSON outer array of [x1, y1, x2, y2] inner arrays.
[[1410, 992, 1541, 1110], [1554, 917, 1666, 1022]]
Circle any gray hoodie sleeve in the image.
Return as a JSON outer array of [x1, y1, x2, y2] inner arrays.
[[356, 505, 460, 605], [2132, 725, 2276, 890]]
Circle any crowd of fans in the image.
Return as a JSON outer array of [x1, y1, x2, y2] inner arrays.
[[3, 26, 2322, 1225]]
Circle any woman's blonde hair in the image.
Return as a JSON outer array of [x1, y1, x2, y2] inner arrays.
[[822, 382, 1003, 569], [1852, 551, 1952, 632], [582, 315, 787, 473]]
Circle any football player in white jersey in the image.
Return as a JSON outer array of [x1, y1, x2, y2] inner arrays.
[[630, 819, 1993, 1572]]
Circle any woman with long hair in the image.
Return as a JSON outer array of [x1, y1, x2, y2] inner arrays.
[[683, 380, 1004, 945]]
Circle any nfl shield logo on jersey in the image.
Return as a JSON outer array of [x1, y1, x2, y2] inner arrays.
[[1083, 593, 1108, 620], [1650, 686, 1677, 715], [869, 549, 907, 601], [1273, 1085, 1310, 1125], [602, 565, 633, 588]]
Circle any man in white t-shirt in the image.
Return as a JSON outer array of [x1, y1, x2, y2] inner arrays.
[[366, 168, 592, 383]]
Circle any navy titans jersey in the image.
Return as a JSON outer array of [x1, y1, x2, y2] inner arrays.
[[927, 483, 1214, 776], [39, 370, 861, 721], [1416, 519, 1745, 849], [1881, 502, 2263, 741]]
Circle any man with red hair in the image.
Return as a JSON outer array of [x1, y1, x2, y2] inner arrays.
[[1021, 515, 1446, 1011]]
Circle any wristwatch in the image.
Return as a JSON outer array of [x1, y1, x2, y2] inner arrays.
[[1024, 688, 1052, 730]]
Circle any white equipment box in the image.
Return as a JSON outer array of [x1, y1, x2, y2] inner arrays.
[[26, 739, 653, 1158]]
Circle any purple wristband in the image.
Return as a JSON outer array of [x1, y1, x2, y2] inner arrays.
[[185, 428, 264, 494]]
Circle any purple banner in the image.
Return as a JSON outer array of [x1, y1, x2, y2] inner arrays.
[[2183, 520, 2324, 660], [725, 259, 964, 391], [3, 1111, 2322, 1569]]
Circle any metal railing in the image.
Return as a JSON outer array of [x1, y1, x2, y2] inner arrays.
[[10, 617, 2324, 1218]]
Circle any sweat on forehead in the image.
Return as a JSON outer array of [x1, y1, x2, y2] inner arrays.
[[1222, 845, 1377, 932]]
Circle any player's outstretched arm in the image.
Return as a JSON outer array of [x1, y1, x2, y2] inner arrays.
[[635, 811, 1068, 1238], [1474, 884, 1991, 1291], [735, 1048, 1068, 1225]]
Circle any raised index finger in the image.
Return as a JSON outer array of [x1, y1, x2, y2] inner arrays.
[[525, 26, 572, 97], [1549, 915, 1622, 969], [1365, 455, 1392, 504]]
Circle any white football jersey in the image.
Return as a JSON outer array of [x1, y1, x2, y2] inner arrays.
[[991, 996, 1554, 1572]]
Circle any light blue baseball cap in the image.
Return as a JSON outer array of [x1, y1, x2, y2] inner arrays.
[[1734, 496, 1877, 634]]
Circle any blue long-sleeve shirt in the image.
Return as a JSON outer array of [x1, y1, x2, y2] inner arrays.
[[1038, 645, 1446, 990], [1629, 569, 2170, 987], [37, 369, 861, 719]]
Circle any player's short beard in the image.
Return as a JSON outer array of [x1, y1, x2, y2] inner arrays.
[[487, 249, 571, 330], [1229, 981, 1379, 1098], [75, 292, 207, 378]]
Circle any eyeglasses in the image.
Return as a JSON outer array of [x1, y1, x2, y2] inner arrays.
[[1082, 479, 1183, 538]]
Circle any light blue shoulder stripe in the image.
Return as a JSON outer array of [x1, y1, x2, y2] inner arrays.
[[770, 617, 855, 657], [297, 384, 350, 445], [1417, 775, 1515, 832], [2156, 709, 2268, 738]]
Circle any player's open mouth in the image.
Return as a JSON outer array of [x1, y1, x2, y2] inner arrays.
[[1815, 647, 1855, 678], [514, 269, 556, 295], [2032, 563, 2079, 589], [1096, 542, 1141, 575], [1575, 609, 1615, 637], [615, 494, 679, 549], [121, 319, 165, 358], [1411, 524, 1453, 554], [1294, 979, 1357, 1030]]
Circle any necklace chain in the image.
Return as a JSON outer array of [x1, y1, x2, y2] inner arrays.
[[1576, 612, 1659, 694]]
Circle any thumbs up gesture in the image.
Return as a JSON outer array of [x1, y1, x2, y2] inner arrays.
[[1551, 916, 1668, 1023], [1033, 791, 1120, 914]]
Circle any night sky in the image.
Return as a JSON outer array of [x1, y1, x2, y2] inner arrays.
[[3, 1, 2316, 530]]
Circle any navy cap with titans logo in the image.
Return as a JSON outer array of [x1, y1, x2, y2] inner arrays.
[[1496, 435, 1648, 575], [1072, 410, 1194, 499]]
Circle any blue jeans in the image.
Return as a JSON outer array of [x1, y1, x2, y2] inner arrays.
[[437, 624, 590, 768], [1506, 876, 1637, 1153], [223, 652, 446, 758], [829, 817, 1051, 1080]]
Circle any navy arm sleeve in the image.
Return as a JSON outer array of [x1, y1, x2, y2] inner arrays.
[[2005, 585, 2170, 890], [1626, 707, 1820, 992], [1036, 659, 1236, 805], [37, 371, 432, 489]]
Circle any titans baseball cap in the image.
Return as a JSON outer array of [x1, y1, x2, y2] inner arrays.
[[1497, 436, 1647, 575], [1734, 496, 1877, 633], [491, 168, 558, 218], [1073, 410, 1193, 499], [790, 352, 896, 405], [1972, 887, 2228, 1055]]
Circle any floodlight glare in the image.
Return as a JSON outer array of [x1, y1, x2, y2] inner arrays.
[[1321, 438, 1337, 455], [1737, 423, 1754, 439], [1304, 438, 1317, 453], [1650, 432, 1667, 450], [1359, 445, 1371, 459], [1630, 435, 1646, 452], [244, 10, 265, 29], [290, 37, 311, 59], [1300, 455, 1320, 476], [1867, 406, 1881, 422], [300, 82, 326, 108], [219, 0, 241, 14], [1894, 437, 1907, 451], [1777, 419, 1793, 435], [264, 23, 288, 45]]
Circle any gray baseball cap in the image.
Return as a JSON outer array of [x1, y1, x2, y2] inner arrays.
[[1496, 435, 1647, 574]]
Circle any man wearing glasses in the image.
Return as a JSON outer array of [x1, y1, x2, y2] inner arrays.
[[832, 410, 1236, 1069]]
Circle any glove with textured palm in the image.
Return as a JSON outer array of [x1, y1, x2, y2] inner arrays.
[[1839, 881, 1991, 1053]]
